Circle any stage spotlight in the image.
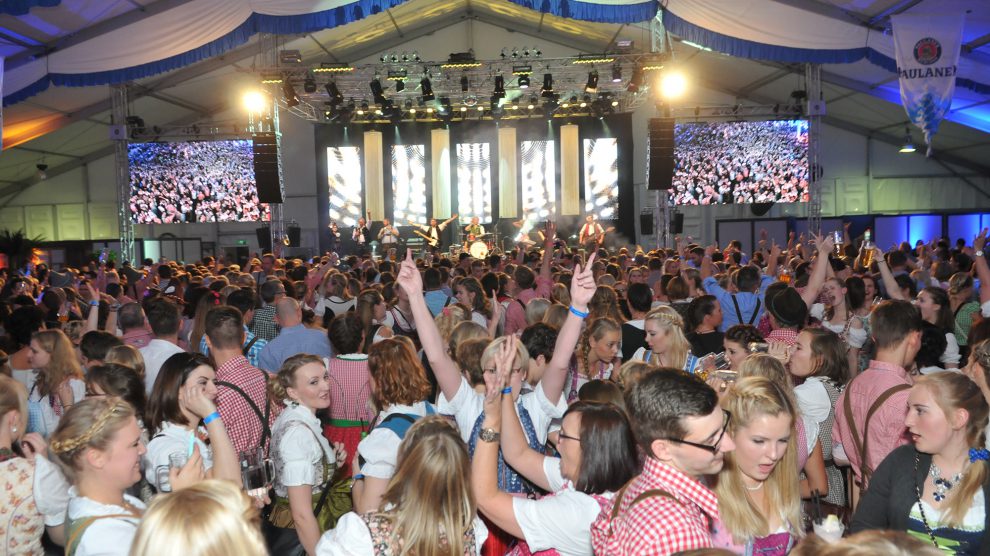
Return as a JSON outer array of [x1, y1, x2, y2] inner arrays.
[[394, 79, 405, 92], [370, 79, 386, 103], [627, 66, 644, 92], [303, 75, 317, 93], [242, 90, 267, 113], [659, 71, 688, 99], [518, 75, 530, 89], [611, 65, 622, 83], [899, 127, 916, 153], [585, 71, 599, 93], [283, 80, 300, 108], [325, 81, 344, 105], [541, 73, 554, 98], [461, 75, 469, 92], [580, 95, 589, 108], [493, 75, 506, 100], [440, 97, 452, 113], [421, 77, 435, 101]]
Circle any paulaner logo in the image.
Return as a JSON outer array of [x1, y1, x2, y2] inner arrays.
[[897, 37, 956, 79]]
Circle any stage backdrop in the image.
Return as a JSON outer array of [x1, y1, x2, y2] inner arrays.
[[314, 113, 635, 254]]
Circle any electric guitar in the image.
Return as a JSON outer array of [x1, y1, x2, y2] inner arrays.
[[412, 229, 440, 247], [581, 226, 616, 247]]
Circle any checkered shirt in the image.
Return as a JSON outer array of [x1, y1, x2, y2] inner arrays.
[[326, 354, 374, 424], [215, 355, 279, 455], [591, 457, 720, 555], [249, 304, 279, 342], [199, 326, 268, 368]]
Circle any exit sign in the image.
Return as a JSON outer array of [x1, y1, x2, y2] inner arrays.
[[237, 239, 247, 246]]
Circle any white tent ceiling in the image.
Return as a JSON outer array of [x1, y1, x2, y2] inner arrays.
[[0, 0, 988, 205]]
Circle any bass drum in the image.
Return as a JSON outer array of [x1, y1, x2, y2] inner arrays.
[[469, 240, 489, 259]]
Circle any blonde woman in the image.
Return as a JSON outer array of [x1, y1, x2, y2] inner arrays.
[[435, 303, 472, 346], [268, 354, 346, 556], [0, 374, 70, 555], [542, 303, 568, 329], [314, 272, 355, 321], [27, 329, 86, 437], [568, 317, 621, 402], [130, 480, 267, 556], [851, 371, 990, 553], [711, 377, 804, 554], [49, 398, 184, 556], [104, 344, 146, 381], [316, 416, 488, 555], [632, 306, 701, 373]]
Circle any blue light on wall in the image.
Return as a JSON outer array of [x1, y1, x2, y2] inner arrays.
[[948, 213, 990, 244], [908, 215, 942, 247]]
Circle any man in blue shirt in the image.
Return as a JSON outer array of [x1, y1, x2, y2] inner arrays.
[[701, 243, 780, 332], [257, 297, 333, 372]]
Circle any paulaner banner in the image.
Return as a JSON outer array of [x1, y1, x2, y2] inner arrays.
[[890, 13, 965, 157]]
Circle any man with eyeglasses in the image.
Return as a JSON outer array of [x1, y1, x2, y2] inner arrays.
[[592, 370, 734, 555]]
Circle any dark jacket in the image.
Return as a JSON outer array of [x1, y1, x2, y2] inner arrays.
[[851, 444, 990, 556]]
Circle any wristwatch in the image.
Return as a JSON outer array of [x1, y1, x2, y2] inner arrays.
[[479, 428, 500, 443], [976, 250, 985, 258]]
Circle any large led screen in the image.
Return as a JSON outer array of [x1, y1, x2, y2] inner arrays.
[[583, 138, 619, 220], [128, 140, 269, 223], [456, 143, 493, 225], [520, 140, 556, 220], [391, 145, 428, 224], [327, 146, 363, 227], [672, 120, 809, 205]]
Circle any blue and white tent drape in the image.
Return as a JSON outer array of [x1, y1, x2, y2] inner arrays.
[[1, 0, 657, 107]]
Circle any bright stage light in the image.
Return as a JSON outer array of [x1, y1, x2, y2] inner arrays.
[[659, 71, 688, 99], [243, 90, 268, 113]]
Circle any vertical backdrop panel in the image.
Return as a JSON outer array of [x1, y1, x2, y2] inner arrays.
[[364, 131, 384, 221], [498, 127, 518, 219], [431, 128, 451, 219], [560, 124, 580, 216]]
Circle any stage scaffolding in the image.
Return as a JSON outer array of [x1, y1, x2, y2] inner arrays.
[[110, 84, 135, 264]]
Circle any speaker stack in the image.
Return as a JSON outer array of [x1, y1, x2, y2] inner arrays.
[[253, 132, 283, 203], [647, 118, 676, 191]]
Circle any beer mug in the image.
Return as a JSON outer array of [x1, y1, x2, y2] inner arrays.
[[832, 230, 843, 256], [240, 447, 275, 498], [155, 451, 189, 493], [862, 241, 876, 268], [778, 267, 791, 285]]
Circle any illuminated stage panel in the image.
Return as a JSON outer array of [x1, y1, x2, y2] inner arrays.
[[391, 144, 428, 224], [520, 140, 556, 220], [327, 146, 363, 227], [456, 143, 493, 225], [583, 138, 619, 220]]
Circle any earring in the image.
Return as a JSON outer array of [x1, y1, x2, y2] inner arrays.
[[11, 426, 17, 434]]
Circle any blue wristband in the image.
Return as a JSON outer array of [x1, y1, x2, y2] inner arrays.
[[502, 387, 513, 394], [353, 474, 365, 481], [89, 300, 99, 306], [569, 305, 589, 319], [202, 411, 221, 425]]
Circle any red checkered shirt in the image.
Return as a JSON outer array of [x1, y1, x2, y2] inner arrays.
[[327, 354, 374, 424], [591, 457, 720, 555], [215, 355, 279, 455]]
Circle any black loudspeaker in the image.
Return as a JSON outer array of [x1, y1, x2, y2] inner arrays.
[[750, 202, 774, 216], [253, 133, 283, 203], [647, 118, 676, 190], [640, 213, 653, 236], [256, 227, 272, 252], [670, 212, 684, 234], [287, 226, 301, 247]]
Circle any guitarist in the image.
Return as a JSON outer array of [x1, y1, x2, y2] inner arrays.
[[578, 214, 606, 253], [410, 214, 458, 254]]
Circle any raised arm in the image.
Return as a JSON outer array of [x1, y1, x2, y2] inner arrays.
[[396, 251, 461, 401], [541, 253, 597, 406], [540, 221, 555, 282], [801, 233, 834, 308], [700, 244, 716, 279], [443, 214, 459, 227], [875, 248, 905, 300], [766, 241, 781, 281], [975, 229, 990, 307]]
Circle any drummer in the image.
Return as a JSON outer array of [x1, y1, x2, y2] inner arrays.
[[463, 216, 486, 251]]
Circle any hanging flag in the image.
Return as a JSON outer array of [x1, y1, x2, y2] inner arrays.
[[891, 13, 965, 157]]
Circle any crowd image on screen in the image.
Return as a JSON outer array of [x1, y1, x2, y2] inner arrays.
[[128, 140, 269, 224], [672, 120, 810, 206]]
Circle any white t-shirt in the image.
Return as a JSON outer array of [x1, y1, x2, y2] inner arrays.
[[810, 304, 867, 349], [511, 456, 612, 556], [982, 300, 990, 319], [66, 488, 145, 556], [438, 377, 566, 446], [144, 421, 214, 489], [272, 403, 335, 497], [357, 402, 433, 480], [793, 377, 832, 427], [316, 510, 488, 556], [139, 339, 185, 394]]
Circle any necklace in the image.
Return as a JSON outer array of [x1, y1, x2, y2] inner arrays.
[[914, 452, 942, 549], [744, 480, 764, 491], [929, 460, 965, 502]]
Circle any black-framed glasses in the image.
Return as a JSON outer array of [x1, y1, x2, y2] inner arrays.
[[558, 430, 582, 443], [662, 410, 731, 454]]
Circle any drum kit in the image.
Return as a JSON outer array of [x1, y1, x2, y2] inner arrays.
[[463, 231, 498, 258]]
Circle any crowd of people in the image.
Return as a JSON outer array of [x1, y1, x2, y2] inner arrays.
[[672, 121, 810, 206], [2, 220, 990, 556], [129, 141, 269, 224]]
